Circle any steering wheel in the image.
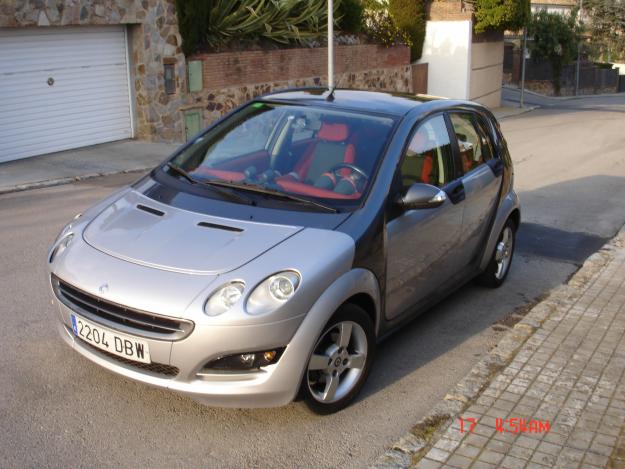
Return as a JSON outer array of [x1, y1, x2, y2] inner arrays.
[[328, 163, 369, 181]]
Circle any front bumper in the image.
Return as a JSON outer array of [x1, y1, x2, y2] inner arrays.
[[52, 292, 309, 408]]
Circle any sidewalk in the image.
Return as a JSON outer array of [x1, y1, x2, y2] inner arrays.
[[492, 104, 538, 120], [375, 227, 625, 468], [0, 140, 178, 195]]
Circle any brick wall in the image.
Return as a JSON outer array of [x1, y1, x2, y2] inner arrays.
[[191, 45, 410, 90], [427, 1, 473, 21]]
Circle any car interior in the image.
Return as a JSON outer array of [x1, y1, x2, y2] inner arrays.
[[183, 105, 394, 200]]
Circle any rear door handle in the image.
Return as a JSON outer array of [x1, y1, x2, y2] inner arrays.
[[444, 180, 465, 204], [487, 158, 504, 177]]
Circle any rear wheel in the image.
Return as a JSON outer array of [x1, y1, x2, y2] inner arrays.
[[303, 304, 375, 414], [476, 218, 516, 288]]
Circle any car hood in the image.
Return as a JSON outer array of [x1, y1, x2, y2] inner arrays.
[[83, 190, 303, 274]]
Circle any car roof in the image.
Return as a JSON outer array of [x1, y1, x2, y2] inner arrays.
[[259, 88, 445, 117]]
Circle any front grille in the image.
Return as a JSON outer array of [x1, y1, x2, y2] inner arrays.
[[81, 340, 179, 377], [52, 275, 194, 341]]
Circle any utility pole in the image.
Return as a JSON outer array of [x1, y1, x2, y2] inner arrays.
[[328, 0, 335, 89], [575, 0, 583, 96], [520, 27, 527, 108]]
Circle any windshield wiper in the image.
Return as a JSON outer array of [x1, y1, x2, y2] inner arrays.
[[203, 180, 339, 213], [164, 163, 253, 205]]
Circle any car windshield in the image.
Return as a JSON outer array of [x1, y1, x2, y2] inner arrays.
[[167, 102, 396, 210]]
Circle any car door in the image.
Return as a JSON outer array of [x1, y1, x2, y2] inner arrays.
[[448, 111, 503, 269], [385, 114, 465, 320]]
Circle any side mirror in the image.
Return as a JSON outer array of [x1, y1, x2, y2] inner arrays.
[[397, 183, 447, 210]]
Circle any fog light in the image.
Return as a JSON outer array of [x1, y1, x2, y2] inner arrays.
[[203, 348, 285, 372]]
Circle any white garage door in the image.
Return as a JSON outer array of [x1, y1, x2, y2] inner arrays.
[[0, 26, 133, 163]]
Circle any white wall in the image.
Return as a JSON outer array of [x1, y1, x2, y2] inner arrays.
[[418, 20, 472, 100]]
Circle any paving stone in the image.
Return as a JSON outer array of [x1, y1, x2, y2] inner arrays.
[[500, 455, 526, 469], [477, 450, 504, 465], [425, 448, 450, 463], [444, 454, 473, 469], [415, 458, 442, 469]]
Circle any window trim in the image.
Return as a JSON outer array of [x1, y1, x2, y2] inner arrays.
[[446, 110, 495, 177], [396, 111, 458, 192]]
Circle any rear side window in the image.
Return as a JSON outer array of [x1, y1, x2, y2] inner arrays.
[[400, 115, 454, 189], [450, 113, 492, 174]]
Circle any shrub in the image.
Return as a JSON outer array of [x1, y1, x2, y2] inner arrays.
[[471, 0, 531, 33], [388, 0, 426, 61], [528, 10, 579, 95], [175, 0, 211, 56], [338, 0, 365, 34], [175, 0, 339, 53], [363, 7, 412, 48]]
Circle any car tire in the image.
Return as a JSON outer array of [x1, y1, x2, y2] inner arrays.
[[302, 304, 375, 415], [476, 218, 517, 288]]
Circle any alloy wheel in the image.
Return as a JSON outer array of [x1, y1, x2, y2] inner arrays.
[[306, 321, 368, 404], [494, 226, 514, 280]]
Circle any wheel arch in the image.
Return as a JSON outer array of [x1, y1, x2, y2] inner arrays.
[[341, 292, 378, 337], [479, 191, 521, 271]]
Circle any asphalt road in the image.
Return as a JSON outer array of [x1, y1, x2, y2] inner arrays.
[[1, 94, 625, 468]]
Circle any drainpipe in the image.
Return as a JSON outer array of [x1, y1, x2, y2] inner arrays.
[[328, 0, 335, 89]]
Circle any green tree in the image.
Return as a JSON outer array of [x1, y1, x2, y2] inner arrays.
[[471, 0, 531, 33], [584, 0, 625, 61], [388, 0, 426, 61], [528, 10, 579, 95], [338, 0, 365, 34], [175, 0, 212, 55]]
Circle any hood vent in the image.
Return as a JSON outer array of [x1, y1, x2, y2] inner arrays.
[[137, 204, 165, 217], [197, 221, 243, 233]]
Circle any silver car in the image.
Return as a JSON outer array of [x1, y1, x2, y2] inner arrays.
[[48, 89, 519, 414]]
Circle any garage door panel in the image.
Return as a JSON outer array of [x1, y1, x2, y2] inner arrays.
[[0, 111, 133, 141], [2, 128, 133, 161], [0, 26, 133, 162], [0, 99, 131, 124]]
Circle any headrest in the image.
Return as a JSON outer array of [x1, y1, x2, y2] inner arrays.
[[318, 122, 348, 142]]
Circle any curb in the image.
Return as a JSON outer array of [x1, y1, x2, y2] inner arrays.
[[0, 167, 152, 196], [493, 105, 539, 120], [372, 226, 625, 468], [502, 85, 625, 101]]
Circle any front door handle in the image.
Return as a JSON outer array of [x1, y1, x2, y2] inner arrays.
[[444, 180, 465, 204], [487, 158, 504, 177]]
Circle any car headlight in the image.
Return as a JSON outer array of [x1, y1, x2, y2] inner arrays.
[[204, 282, 245, 316], [246, 271, 301, 316]]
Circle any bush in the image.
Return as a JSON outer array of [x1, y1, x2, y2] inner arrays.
[[175, 0, 339, 53], [363, 8, 412, 48], [471, 0, 531, 33], [338, 0, 365, 34], [388, 0, 426, 61], [528, 10, 579, 95], [175, 0, 211, 56]]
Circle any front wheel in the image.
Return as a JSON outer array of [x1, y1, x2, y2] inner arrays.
[[476, 218, 516, 288], [302, 304, 375, 414]]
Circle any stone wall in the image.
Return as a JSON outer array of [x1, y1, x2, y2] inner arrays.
[[1, 2, 412, 144], [180, 64, 412, 129]]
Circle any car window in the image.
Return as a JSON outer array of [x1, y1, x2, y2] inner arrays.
[[400, 115, 454, 189], [474, 114, 496, 161], [169, 102, 396, 207], [450, 113, 493, 174]]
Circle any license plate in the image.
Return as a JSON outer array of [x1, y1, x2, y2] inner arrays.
[[71, 314, 151, 364]]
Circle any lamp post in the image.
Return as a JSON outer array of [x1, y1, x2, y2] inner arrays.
[[575, 0, 583, 96], [520, 27, 527, 108], [328, 0, 335, 89]]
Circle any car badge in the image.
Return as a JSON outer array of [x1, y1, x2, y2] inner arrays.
[[99, 283, 109, 294]]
